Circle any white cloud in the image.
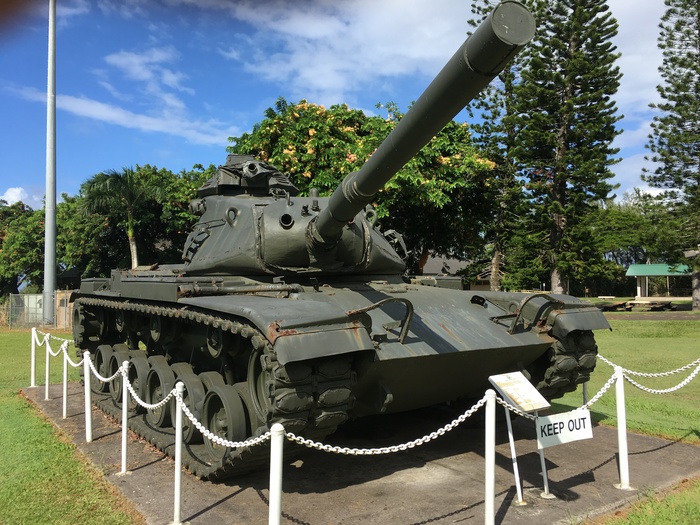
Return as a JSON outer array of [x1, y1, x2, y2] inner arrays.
[[606, 0, 666, 196], [10, 0, 671, 199], [204, 0, 472, 105], [2, 187, 29, 204], [614, 119, 653, 151], [1, 186, 45, 209], [102, 47, 194, 112], [218, 47, 240, 61], [15, 85, 238, 146]]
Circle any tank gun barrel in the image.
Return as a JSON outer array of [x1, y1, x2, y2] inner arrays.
[[311, 1, 535, 244]]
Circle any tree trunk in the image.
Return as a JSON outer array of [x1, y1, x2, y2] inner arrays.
[[490, 249, 502, 291], [693, 270, 700, 311], [550, 267, 565, 294], [128, 235, 139, 269]]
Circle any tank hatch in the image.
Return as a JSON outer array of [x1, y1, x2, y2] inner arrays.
[[197, 154, 300, 198]]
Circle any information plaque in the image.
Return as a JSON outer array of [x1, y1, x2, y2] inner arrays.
[[488, 371, 550, 413]]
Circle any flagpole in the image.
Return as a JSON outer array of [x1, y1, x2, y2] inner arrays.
[[43, 0, 57, 325]]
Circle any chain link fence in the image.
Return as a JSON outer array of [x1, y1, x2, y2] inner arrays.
[[0, 291, 73, 329]]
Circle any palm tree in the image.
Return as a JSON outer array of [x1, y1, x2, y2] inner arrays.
[[80, 166, 166, 269]]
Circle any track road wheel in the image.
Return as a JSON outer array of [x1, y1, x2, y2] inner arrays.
[[198, 371, 226, 393], [203, 385, 248, 462], [145, 356, 176, 427], [170, 363, 206, 444], [93, 345, 114, 393], [108, 348, 130, 406], [127, 351, 149, 414]]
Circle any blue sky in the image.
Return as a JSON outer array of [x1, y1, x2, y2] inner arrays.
[[1, 0, 665, 210]]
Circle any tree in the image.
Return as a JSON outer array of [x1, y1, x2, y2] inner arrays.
[[467, 0, 533, 291], [642, 0, 700, 309], [0, 201, 45, 297], [80, 166, 167, 269], [513, 0, 622, 293], [57, 194, 126, 278], [158, 163, 219, 257], [230, 98, 495, 272]]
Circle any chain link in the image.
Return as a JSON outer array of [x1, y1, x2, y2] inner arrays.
[[119, 366, 174, 410], [494, 397, 538, 420], [63, 344, 84, 368], [173, 390, 272, 449], [583, 372, 618, 409], [35, 330, 84, 367], [622, 362, 700, 395], [33, 329, 51, 347], [286, 396, 488, 455], [46, 340, 66, 358], [85, 354, 125, 383], [598, 353, 700, 377]]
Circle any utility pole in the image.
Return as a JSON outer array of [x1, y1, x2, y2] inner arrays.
[[43, 0, 56, 325]]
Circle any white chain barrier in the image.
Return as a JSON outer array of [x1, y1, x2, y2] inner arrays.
[[598, 353, 700, 395], [287, 396, 488, 455], [31, 330, 700, 524]]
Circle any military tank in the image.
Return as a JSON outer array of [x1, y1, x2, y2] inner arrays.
[[72, 1, 609, 480]]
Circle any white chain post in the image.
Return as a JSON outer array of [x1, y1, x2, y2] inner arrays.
[[119, 361, 130, 476], [504, 407, 525, 505], [44, 336, 51, 401], [484, 389, 496, 525], [62, 348, 68, 419], [269, 423, 285, 525], [536, 410, 555, 499], [30, 327, 37, 387], [614, 366, 633, 490], [84, 352, 92, 443], [172, 382, 184, 525]]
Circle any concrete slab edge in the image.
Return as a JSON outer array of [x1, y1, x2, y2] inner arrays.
[[554, 470, 700, 525]]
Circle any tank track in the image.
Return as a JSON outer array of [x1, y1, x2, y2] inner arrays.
[[74, 297, 356, 480], [534, 330, 599, 399]]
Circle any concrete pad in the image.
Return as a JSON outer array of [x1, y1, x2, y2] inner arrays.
[[23, 383, 700, 525]]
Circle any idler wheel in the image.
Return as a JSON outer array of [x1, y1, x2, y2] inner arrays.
[[93, 345, 114, 393], [108, 347, 131, 406], [248, 348, 273, 425], [170, 363, 206, 444], [202, 385, 247, 461], [145, 356, 176, 427], [127, 351, 149, 414]]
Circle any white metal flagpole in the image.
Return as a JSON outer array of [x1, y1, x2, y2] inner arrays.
[[43, 0, 57, 325]]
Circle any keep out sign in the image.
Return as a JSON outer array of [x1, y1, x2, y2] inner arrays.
[[536, 409, 593, 449]]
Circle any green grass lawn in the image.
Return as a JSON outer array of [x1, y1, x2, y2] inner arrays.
[[0, 329, 144, 525], [554, 320, 700, 443], [554, 319, 700, 524], [1, 319, 700, 525]]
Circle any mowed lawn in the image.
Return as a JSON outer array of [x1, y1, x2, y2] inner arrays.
[[554, 319, 700, 524], [1, 318, 699, 524], [0, 330, 144, 525]]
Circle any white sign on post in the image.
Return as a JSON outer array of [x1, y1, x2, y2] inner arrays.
[[536, 409, 593, 449], [488, 372, 550, 413]]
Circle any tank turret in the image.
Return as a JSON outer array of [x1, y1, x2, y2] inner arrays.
[[181, 0, 536, 276]]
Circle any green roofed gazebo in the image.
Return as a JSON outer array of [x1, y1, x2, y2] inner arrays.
[[625, 264, 691, 298]]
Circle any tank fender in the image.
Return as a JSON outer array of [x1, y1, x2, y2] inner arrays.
[[547, 308, 611, 340], [272, 328, 374, 366], [178, 295, 375, 365]]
